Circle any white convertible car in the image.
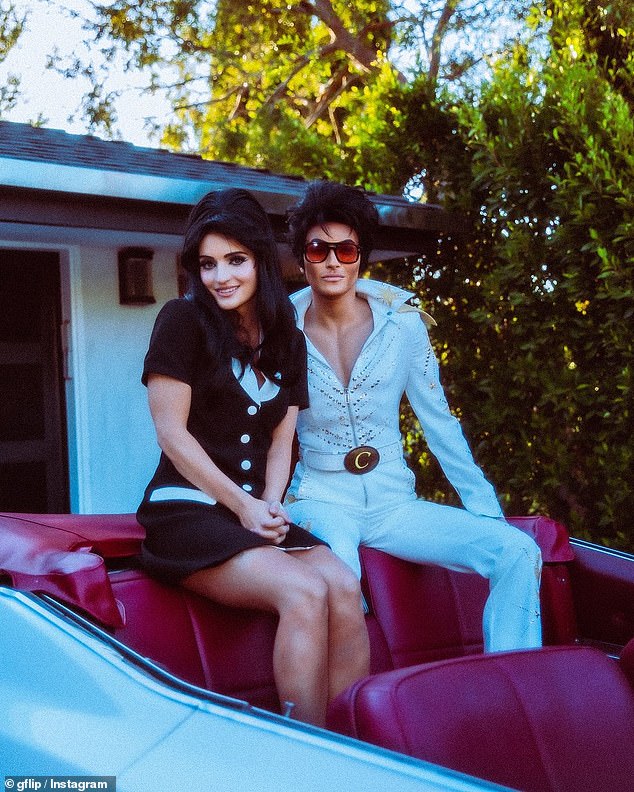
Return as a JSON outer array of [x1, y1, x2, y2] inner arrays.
[[1, 511, 633, 791]]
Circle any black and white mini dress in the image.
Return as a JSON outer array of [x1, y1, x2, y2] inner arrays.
[[137, 298, 325, 584]]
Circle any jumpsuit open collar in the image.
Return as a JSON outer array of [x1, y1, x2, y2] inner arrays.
[[291, 278, 436, 341]]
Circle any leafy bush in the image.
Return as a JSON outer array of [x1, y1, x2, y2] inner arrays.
[[371, 14, 633, 550]]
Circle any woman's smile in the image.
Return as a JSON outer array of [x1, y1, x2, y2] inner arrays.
[[199, 232, 258, 317], [215, 285, 240, 297]]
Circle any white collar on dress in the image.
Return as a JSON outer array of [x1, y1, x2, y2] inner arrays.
[[231, 359, 280, 405]]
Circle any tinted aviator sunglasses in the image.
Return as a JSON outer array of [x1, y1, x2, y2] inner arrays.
[[304, 239, 361, 264]]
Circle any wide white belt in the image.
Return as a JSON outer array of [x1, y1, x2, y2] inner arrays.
[[300, 441, 402, 472]]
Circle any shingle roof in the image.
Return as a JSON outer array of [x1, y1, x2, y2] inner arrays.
[[0, 120, 467, 266], [0, 120, 308, 197], [0, 120, 450, 227]]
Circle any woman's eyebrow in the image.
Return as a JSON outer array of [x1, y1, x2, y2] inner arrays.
[[200, 249, 248, 260]]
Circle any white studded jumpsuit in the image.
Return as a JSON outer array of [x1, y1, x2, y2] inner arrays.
[[285, 279, 542, 652]]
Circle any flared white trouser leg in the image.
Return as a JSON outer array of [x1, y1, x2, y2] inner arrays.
[[287, 497, 542, 652]]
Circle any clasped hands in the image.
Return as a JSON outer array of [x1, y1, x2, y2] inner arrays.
[[238, 496, 291, 545]]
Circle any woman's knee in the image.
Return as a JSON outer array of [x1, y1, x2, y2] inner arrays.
[[308, 547, 363, 598], [333, 563, 364, 607], [323, 561, 366, 625], [297, 548, 365, 627], [279, 567, 329, 624], [310, 541, 361, 579]]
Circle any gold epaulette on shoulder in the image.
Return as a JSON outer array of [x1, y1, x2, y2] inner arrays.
[[397, 304, 437, 328]]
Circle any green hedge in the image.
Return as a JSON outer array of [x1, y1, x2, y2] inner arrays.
[[370, 31, 633, 551]]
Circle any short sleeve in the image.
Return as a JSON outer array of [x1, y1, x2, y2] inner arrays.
[[288, 329, 309, 410], [142, 299, 204, 386]]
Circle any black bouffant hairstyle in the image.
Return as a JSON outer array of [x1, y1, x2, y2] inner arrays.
[[180, 188, 299, 385], [287, 180, 379, 273]]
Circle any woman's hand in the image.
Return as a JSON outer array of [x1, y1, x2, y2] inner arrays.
[[236, 496, 290, 545], [266, 500, 292, 544], [267, 500, 290, 523]]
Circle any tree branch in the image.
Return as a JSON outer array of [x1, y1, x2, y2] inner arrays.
[[304, 67, 363, 128], [300, 0, 384, 74], [430, 0, 461, 86]]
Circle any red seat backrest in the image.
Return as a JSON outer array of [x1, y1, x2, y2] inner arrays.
[[0, 512, 143, 627], [361, 548, 487, 663], [2, 511, 579, 715], [108, 518, 577, 712], [109, 566, 395, 711], [327, 643, 634, 792], [359, 515, 578, 667], [109, 568, 281, 712]]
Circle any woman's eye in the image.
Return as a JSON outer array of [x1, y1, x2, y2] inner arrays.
[[229, 255, 248, 266], [200, 259, 216, 270]]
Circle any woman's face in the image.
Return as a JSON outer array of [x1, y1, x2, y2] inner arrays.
[[303, 222, 360, 300], [199, 233, 258, 317]]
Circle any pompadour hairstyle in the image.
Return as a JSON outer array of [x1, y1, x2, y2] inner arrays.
[[287, 180, 379, 273]]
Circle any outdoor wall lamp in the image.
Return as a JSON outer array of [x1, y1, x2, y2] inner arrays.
[[118, 247, 156, 305]]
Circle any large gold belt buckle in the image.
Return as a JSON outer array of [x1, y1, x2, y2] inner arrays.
[[344, 445, 380, 475]]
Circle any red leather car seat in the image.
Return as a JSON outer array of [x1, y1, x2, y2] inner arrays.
[[108, 565, 395, 711], [109, 568, 281, 711], [1, 511, 578, 715], [360, 515, 577, 667], [327, 642, 634, 792]]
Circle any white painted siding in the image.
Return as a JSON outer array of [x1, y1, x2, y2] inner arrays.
[[76, 245, 180, 512]]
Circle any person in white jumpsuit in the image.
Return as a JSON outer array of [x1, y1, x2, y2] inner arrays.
[[284, 180, 542, 653]]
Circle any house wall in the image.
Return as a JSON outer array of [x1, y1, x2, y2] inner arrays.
[[73, 243, 180, 513], [0, 222, 181, 514]]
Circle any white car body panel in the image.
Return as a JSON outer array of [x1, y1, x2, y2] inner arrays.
[[0, 589, 506, 791]]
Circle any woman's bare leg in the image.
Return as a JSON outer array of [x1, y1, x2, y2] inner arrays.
[[291, 545, 370, 701], [183, 546, 330, 725]]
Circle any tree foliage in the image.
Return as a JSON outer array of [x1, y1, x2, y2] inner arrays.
[[67, 0, 534, 177], [373, 1, 634, 548], [0, 1, 24, 115]]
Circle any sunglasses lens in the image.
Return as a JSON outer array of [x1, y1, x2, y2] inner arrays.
[[304, 241, 329, 262], [304, 240, 360, 263], [336, 243, 359, 263]]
